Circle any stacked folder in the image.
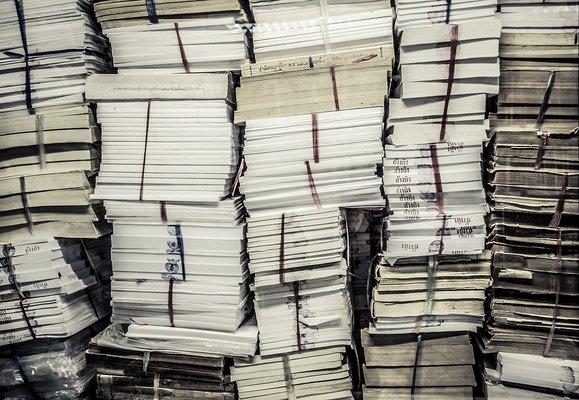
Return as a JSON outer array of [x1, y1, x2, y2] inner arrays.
[[483, 2, 579, 396], [231, 346, 354, 400]]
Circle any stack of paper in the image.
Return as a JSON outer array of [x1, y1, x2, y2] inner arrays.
[[0, 324, 106, 399], [370, 253, 491, 335], [247, 208, 352, 355], [240, 107, 384, 213], [361, 329, 477, 400], [86, 326, 245, 400], [250, 0, 393, 62], [482, 2, 579, 396], [0, 237, 110, 346], [231, 346, 354, 400]]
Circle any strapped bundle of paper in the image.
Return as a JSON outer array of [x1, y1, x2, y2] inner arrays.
[[246, 208, 353, 355], [0, 237, 110, 347], [361, 329, 477, 400], [249, 0, 393, 62], [370, 253, 490, 335], [87, 328, 240, 400], [0, 324, 106, 399], [231, 346, 354, 400], [240, 107, 384, 213], [485, 381, 570, 400], [393, 0, 498, 32]]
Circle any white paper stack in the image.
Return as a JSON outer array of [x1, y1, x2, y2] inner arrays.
[[249, 0, 393, 62], [241, 108, 384, 213], [246, 208, 352, 355], [231, 346, 354, 400], [0, 237, 110, 346]]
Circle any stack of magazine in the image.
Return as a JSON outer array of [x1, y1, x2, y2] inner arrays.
[[483, 1, 579, 397]]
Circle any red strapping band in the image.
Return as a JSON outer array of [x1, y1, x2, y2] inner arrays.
[[160, 201, 168, 223], [230, 158, 245, 197], [292, 282, 303, 351], [139, 100, 152, 201], [438, 214, 448, 256], [174, 23, 191, 74], [168, 278, 175, 328], [429, 144, 445, 214], [279, 213, 286, 284], [305, 160, 322, 208], [549, 174, 568, 228], [544, 229, 562, 356], [439, 24, 459, 142], [329, 66, 340, 110], [534, 134, 549, 170], [311, 113, 320, 163]]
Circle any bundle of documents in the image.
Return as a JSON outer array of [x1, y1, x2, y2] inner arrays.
[[0, 325, 105, 400], [482, 2, 579, 396], [247, 208, 353, 355], [250, 0, 393, 62], [87, 328, 239, 400], [485, 381, 570, 400], [0, 0, 111, 113], [93, 0, 249, 29], [240, 108, 384, 213], [361, 329, 477, 400], [231, 346, 354, 400], [370, 253, 491, 335], [0, 237, 111, 346]]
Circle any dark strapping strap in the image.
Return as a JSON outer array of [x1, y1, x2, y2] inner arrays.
[[428, 145, 445, 214], [534, 71, 556, 131], [13, 0, 34, 115], [168, 278, 175, 327], [410, 334, 422, 400], [19, 177, 34, 233], [80, 239, 101, 284], [445, 0, 452, 24], [18, 300, 36, 339], [544, 229, 562, 356], [35, 114, 46, 169], [329, 67, 340, 110], [174, 224, 186, 281], [439, 24, 459, 142], [437, 215, 448, 256], [534, 133, 549, 170], [145, 0, 159, 23], [15, 357, 42, 400], [139, 100, 152, 201], [549, 174, 568, 228], [174, 23, 191, 74], [160, 201, 168, 223], [311, 113, 320, 163], [279, 213, 286, 284], [2, 244, 25, 300], [292, 282, 303, 351], [282, 355, 297, 399], [305, 161, 322, 208], [85, 290, 100, 319]]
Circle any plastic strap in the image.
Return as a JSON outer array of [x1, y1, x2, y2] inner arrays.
[[153, 372, 160, 400], [142, 351, 151, 373], [437, 214, 448, 256], [35, 114, 46, 169], [2, 244, 26, 300], [424, 257, 438, 315], [174, 224, 186, 281], [160, 201, 168, 223], [305, 160, 322, 208], [230, 157, 245, 197], [311, 113, 320, 163], [167, 277, 175, 327], [318, 0, 331, 53], [549, 174, 568, 228], [343, 209, 350, 268], [439, 24, 459, 142], [18, 300, 36, 339], [19, 177, 34, 233], [445, 0, 452, 24], [278, 213, 286, 284], [534, 133, 549, 170], [13, 0, 34, 115], [410, 334, 422, 400], [282, 355, 297, 400], [292, 282, 303, 351], [544, 229, 562, 356], [145, 0, 159, 24], [534, 71, 556, 132], [15, 357, 42, 400], [80, 239, 101, 284], [174, 23, 191, 73], [428, 144, 445, 214], [329, 67, 340, 110], [139, 100, 152, 201]]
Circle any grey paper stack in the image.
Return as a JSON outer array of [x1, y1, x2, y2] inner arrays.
[[482, 2, 579, 397]]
